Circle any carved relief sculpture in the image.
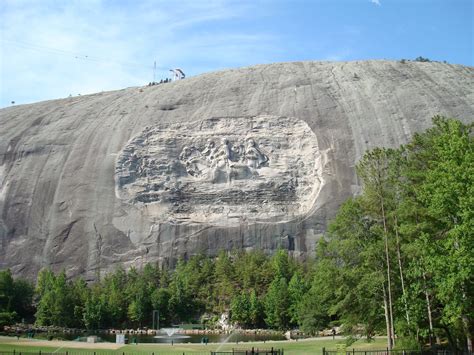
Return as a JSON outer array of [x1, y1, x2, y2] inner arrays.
[[115, 116, 326, 226]]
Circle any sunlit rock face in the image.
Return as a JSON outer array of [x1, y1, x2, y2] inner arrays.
[[0, 60, 473, 280], [115, 116, 324, 226]]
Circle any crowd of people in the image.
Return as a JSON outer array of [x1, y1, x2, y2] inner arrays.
[[147, 78, 172, 86]]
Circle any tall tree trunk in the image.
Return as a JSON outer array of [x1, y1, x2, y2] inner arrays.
[[383, 283, 393, 349], [461, 314, 473, 353], [381, 200, 396, 346], [394, 216, 410, 326], [461, 289, 473, 353], [422, 272, 434, 347]]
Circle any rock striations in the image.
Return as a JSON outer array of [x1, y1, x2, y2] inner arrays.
[[0, 60, 473, 280]]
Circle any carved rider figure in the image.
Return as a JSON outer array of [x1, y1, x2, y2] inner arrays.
[[201, 139, 216, 163], [214, 138, 232, 168], [245, 139, 268, 169], [231, 141, 246, 163], [179, 146, 202, 176]]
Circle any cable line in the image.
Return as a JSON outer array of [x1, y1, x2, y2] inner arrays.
[[1, 38, 170, 72]]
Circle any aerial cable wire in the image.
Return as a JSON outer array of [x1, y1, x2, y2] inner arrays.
[[1, 38, 170, 72]]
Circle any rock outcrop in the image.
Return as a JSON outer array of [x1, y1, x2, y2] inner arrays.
[[0, 60, 473, 280]]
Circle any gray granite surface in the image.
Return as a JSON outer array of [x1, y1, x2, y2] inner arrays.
[[0, 60, 473, 279]]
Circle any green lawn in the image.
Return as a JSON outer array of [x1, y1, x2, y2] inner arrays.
[[0, 336, 387, 355]]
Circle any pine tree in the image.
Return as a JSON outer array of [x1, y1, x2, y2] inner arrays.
[[264, 277, 290, 329]]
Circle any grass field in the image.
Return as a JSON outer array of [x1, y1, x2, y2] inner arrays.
[[0, 335, 388, 355]]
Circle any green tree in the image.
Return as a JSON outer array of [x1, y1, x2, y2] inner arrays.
[[214, 251, 236, 312], [127, 283, 151, 327], [402, 117, 473, 351], [181, 255, 216, 314], [83, 285, 106, 330], [298, 256, 334, 334], [69, 278, 87, 328], [35, 269, 56, 326], [0, 269, 16, 326], [230, 291, 250, 326], [271, 249, 291, 282], [168, 260, 194, 322], [151, 287, 171, 326], [49, 271, 73, 326], [233, 250, 273, 295], [264, 277, 290, 330], [357, 148, 400, 348], [321, 199, 387, 339], [35, 269, 84, 328], [102, 268, 127, 327], [248, 289, 264, 328], [288, 272, 307, 326], [124, 267, 152, 327]]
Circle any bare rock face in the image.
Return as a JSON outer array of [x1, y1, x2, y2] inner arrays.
[[0, 60, 473, 280]]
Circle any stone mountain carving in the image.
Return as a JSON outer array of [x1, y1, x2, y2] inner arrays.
[[0, 60, 473, 280], [178, 136, 268, 181], [115, 116, 324, 226]]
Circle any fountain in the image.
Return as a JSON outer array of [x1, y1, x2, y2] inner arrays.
[[162, 328, 180, 337], [153, 327, 191, 341]]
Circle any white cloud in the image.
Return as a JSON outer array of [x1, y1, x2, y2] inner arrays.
[[370, 0, 381, 6]]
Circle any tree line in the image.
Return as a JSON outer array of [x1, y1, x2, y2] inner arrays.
[[311, 116, 472, 352], [0, 117, 472, 352], [1, 250, 309, 331]]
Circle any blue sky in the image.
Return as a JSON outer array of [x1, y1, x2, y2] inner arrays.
[[1, 0, 472, 108]]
